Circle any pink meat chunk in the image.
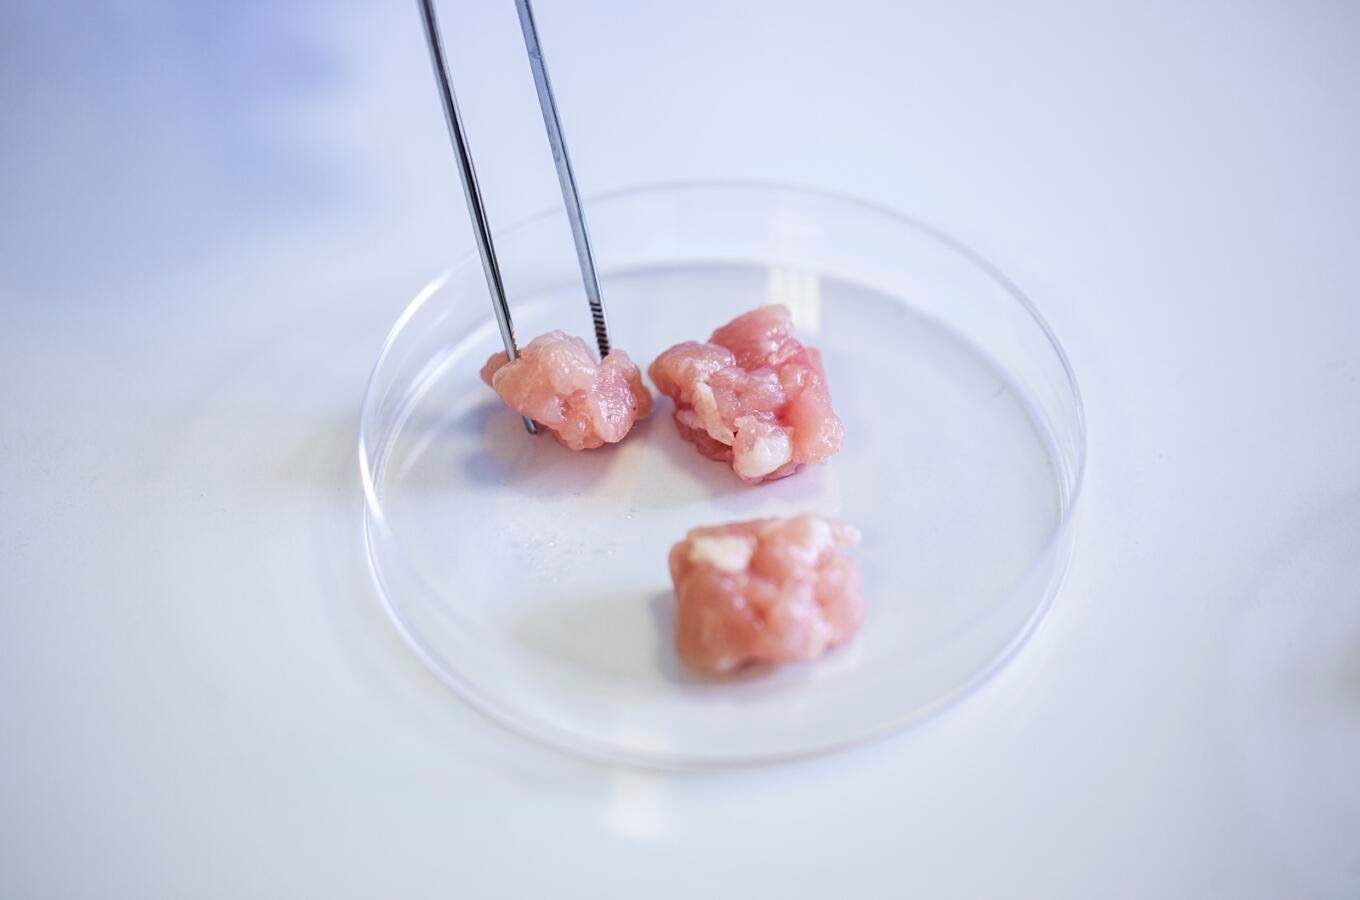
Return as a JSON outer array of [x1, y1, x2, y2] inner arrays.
[[648, 305, 843, 482], [480, 331, 652, 450], [668, 514, 864, 675]]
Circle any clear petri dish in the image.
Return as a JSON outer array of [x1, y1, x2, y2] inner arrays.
[[359, 181, 1085, 769]]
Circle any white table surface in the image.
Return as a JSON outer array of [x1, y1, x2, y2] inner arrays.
[[3, 1, 1358, 897]]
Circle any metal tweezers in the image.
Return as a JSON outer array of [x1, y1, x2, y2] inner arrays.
[[418, 0, 610, 435]]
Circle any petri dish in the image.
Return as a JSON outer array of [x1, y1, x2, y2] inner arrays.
[[359, 181, 1085, 768]]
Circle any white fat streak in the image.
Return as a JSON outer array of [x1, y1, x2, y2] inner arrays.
[[732, 427, 792, 479], [691, 382, 736, 444], [801, 516, 835, 552], [782, 515, 835, 566], [688, 535, 756, 573], [831, 522, 863, 545], [759, 515, 858, 562]]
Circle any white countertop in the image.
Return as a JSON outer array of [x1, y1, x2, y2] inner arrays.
[[3, 1, 1358, 897]]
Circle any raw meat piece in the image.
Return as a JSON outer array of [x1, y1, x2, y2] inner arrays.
[[480, 331, 652, 450], [648, 305, 842, 482], [668, 514, 864, 674]]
